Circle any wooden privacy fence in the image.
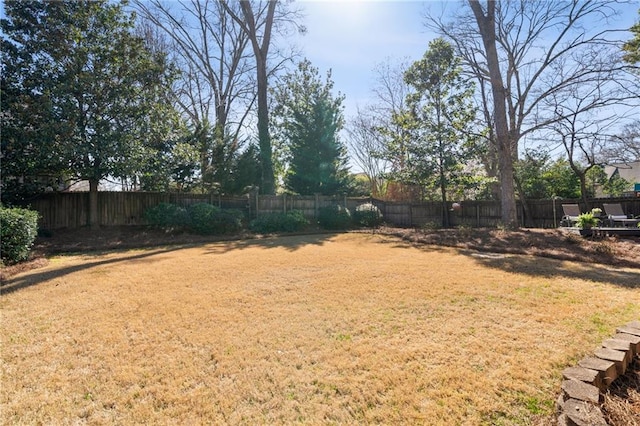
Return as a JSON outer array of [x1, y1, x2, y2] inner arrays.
[[22, 191, 640, 230], [27, 192, 250, 229]]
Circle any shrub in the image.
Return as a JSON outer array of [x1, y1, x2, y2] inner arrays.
[[144, 203, 190, 230], [317, 204, 352, 230], [249, 210, 308, 234], [187, 203, 244, 235], [0, 206, 39, 264], [353, 203, 383, 228]]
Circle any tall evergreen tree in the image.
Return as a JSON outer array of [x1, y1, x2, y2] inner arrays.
[[272, 59, 350, 195], [1, 0, 178, 226], [623, 10, 640, 64]]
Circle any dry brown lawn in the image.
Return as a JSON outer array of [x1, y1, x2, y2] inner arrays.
[[1, 232, 639, 425]]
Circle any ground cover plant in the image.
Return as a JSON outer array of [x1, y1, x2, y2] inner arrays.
[[1, 232, 638, 425]]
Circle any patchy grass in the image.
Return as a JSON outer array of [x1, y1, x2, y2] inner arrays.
[[1, 232, 639, 425]]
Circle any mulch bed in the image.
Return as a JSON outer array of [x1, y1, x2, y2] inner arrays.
[[378, 226, 640, 269]]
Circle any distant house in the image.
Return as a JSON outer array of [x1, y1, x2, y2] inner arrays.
[[601, 161, 640, 197]]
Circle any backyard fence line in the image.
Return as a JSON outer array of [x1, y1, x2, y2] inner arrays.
[[21, 191, 640, 230]]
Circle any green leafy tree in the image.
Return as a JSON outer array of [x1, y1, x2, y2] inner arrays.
[[541, 159, 581, 200], [603, 174, 631, 197], [1, 0, 178, 227], [387, 38, 478, 227], [272, 59, 350, 195], [583, 165, 632, 199], [585, 166, 607, 198], [514, 148, 552, 200], [623, 10, 640, 64], [515, 150, 583, 200]]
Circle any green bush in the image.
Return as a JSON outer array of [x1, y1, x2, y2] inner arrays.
[[249, 210, 308, 234], [187, 203, 244, 235], [317, 204, 352, 230], [144, 203, 190, 230], [0, 206, 39, 264], [353, 203, 383, 228]]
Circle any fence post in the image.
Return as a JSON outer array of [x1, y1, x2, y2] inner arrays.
[[255, 190, 260, 218]]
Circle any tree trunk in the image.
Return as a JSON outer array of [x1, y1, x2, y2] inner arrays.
[[579, 174, 590, 210], [468, 0, 518, 228], [237, 0, 277, 195], [513, 174, 533, 227], [89, 178, 100, 230], [439, 149, 450, 228], [440, 183, 450, 228], [256, 59, 275, 194]]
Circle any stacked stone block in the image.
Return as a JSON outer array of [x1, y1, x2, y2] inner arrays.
[[557, 320, 640, 426]]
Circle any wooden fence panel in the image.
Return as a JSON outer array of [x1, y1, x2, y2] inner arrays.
[[21, 191, 640, 230], [290, 196, 318, 219], [464, 201, 502, 228], [29, 192, 89, 229], [258, 195, 285, 216], [381, 203, 410, 227]]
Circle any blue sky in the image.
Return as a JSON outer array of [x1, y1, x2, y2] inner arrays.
[[293, 0, 640, 121], [293, 0, 436, 118]]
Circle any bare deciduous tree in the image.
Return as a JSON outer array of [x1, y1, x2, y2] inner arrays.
[[221, 0, 304, 195], [604, 122, 640, 162], [346, 58, 410, 199], [133, 0, 255, 191], [428, 0, 639, 227], [346, 110, 389, 197], [134, 0, 257, 133]]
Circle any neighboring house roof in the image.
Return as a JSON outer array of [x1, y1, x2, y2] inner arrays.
[[604, 161, 640, 187], [63, 180, 109, 192]]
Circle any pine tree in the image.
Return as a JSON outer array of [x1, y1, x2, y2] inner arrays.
[[272, 60, 350, 195]]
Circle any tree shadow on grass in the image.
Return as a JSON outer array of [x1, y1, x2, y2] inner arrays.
[[0, 246, 191, 296], [371, 229, 640, 289], [463, 250, 640, 289], [370, 233, 639, 288], [201, 232, 339, 255], [1, 233, 340, 295]]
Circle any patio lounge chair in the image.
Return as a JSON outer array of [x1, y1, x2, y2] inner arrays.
[[603, 203, 640, 228], [560, 204, 582, 227]]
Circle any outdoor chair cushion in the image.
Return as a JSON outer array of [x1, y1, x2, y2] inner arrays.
[[609, 215, 628, 220]]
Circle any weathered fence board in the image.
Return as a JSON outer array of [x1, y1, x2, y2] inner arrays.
[[20, 192, 640, 230]]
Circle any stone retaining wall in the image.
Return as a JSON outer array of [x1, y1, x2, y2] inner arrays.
[[557, 320, 640, 426]]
